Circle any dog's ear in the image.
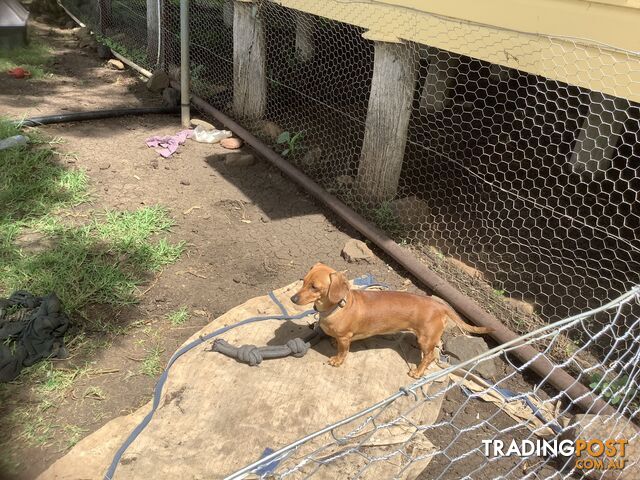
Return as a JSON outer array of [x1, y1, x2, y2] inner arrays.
[[327, 271, 349, 304]]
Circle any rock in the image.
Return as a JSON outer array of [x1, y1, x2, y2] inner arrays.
[[260, 121, 284, 141], [107, 59, 125, 71], [99, 163, 111, 170], [503, 297, 535, 315], [301, 147, 322, 167], [190, 118, 216, 131], [97, 44, 112, 60], [444, 336, 496, 379], [151, 159, 159, 169], [559, 414, 640, 480], [336, 175, 354, 189], [162, 88, 179, 108], [220, 137, 243, 150], [446, 257, 485, 281], [388, 196, 431, 227], [146, 70, 170, 92], [180, 180, 190, 186], [224, 153, 255, 168], [341, 239, 374, 263], [15, 230, 57, 254], [78, 38, 96, 49], [168, 65, 181, 81]]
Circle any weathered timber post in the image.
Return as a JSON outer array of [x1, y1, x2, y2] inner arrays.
[[357, 36, 416, 204], [233, 0, 267, 120], [570, 92, 627, 180], [147, 0, 160, 65]]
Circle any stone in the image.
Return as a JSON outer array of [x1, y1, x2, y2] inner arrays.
[[261, 121, 284, 141], [220, 137, 243, 150], [162, 88, 180, 108], [224, 153, 255, 168], [301, 147, 322, 167], [107, 59, 125, 71], [341, 239, 374, 263], [503, 297, 535, 315], [190, 119, 216, 131], [388, 196, 431, 227], [146, 70, 170, 92], [444, 335, 496, 379], [446, 257, 485, 281], [180, 180, 190, 186], [559, 414, 640, 480], [97, 44, 112, 60], [336, 175, 354, 189], [15, 230, 57, 254]]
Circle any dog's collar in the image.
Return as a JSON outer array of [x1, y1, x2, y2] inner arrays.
[[314, 298, 347, 316]]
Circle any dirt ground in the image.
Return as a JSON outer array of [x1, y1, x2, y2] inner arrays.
[[1, 19, 419, 479], [1, 17, 562, 480]]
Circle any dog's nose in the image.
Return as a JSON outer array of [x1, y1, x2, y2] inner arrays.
[[290, 294, 300, 304]]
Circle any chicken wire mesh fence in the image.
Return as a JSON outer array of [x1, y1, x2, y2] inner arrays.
[[61, 0, 639, 423], [59, 2, 640, 350], [227, 286, 640, 480]]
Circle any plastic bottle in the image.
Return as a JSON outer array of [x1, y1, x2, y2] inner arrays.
[[193, 125, 232, 144], [0, 135, 28, 151]]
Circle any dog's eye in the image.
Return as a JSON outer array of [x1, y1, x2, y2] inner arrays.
[[310, 285, 317, 291]]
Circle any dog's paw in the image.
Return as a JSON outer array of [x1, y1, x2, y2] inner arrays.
[[328, 356, 344, 367], [408, 368, 423, 379]]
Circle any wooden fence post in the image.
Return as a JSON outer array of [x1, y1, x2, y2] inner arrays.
[[357, 39, 416, 204], [233, 0, 267, 120], [147, 0, 160, 66]]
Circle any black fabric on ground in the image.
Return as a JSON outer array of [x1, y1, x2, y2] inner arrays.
[[0, 291, 69, 382]]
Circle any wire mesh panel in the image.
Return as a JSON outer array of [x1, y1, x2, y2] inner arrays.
[[180, 1, 640, 359], [227, 287, 640, 480], [56, 4, 640, 475], [62, 0, 158, 70]]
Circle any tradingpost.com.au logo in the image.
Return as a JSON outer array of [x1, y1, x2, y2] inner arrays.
[[483, 438, 629, 471]]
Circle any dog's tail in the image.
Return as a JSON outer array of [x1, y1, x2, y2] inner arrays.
[[430, 296, 494, 335]]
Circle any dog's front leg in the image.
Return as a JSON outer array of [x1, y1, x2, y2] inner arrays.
[[328, 335, 351, 367]]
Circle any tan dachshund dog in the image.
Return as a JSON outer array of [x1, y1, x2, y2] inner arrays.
[[291, 262, 493, 378]]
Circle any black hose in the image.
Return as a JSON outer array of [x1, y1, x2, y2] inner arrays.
[[20, 106, 179, 127]]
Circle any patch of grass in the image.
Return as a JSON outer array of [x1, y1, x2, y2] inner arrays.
[[0, 40, 52, 79], [372, 201, 404, 239], [167, 307, 189, 326], [2, 207, 184, 313], [95, 34, 148, 67], [141, 345, 164, 377], [9, 405, 57, 448], [61, 424, 88, 450], [83, 386, 106, 401]]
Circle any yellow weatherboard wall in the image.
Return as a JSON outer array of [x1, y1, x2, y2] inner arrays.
[[273, 0, 640, 103]]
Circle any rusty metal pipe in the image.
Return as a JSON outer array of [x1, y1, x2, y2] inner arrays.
[[174, 81, 614, 416]]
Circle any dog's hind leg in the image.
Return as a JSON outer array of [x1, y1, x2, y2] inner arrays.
[[409, 335, 438, 378]]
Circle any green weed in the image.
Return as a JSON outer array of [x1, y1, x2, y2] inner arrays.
[[167, 307, 189, 326]]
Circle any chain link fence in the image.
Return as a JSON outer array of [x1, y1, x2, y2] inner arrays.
[[57, 1, 640, 476]]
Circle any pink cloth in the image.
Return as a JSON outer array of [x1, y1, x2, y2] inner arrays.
[[145, 129, 193, 158]]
